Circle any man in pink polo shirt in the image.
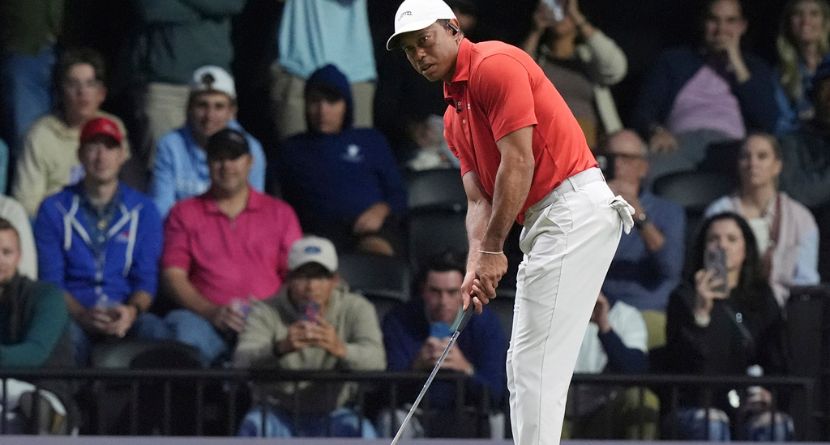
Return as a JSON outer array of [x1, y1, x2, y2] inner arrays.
[[387, 1, 634, 443], [158, 128, 302, 365]]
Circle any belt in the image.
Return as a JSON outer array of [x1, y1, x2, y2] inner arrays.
[[527, 167, 605, 215]]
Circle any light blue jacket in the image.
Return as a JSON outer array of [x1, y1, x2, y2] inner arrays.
[[150, 122, 266, 217]]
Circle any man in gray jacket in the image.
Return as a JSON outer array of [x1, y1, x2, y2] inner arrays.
[[234, 236, 385, 438]]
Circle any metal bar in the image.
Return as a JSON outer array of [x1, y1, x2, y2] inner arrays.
[[195, 379, 204, 436], [130, 380, 139, 434], [163, 380, 172, 434]]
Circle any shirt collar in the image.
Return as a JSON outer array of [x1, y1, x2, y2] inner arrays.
[[201, 185, 262, 214], [443, 38, 473, 107]]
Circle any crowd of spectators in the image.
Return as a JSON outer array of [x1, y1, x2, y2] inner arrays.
[[1, 0, 829, 440]]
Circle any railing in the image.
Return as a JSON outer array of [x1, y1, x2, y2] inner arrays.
[[0, 369, 816, 440]]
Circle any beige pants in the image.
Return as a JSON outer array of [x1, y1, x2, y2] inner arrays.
[[270, 63, 375, 140], [143, 82, 190, 166]]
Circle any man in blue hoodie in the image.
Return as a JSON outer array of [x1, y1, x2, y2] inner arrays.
[[278, 64, 407, 256], [34, 117, 165, 365]]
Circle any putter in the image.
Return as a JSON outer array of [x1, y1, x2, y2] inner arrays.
[[390, 304, 476, 445]]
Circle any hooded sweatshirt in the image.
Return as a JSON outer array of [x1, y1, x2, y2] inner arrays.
[[278, 64, 407, 228]]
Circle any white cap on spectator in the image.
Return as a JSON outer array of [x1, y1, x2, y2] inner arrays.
[[190, 65, 236, 99], [386, 0, 457, 50], [288, 236, 338, 273]]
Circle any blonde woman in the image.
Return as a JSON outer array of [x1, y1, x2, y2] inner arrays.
[[704, 133, 820, 307], [774, 0, 830, 134]]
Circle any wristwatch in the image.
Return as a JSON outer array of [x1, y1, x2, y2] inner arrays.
[[633, 212, 649, 229]]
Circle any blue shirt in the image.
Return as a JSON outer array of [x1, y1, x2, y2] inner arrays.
[[34, 184, 163, 308], [278, 128, 407, 226], [277, 0, 376, 82], [382, 300, 507, 408], [602, 191, 686, 311], [150, 122, 266, 217]]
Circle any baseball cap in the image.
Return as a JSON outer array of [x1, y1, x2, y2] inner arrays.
[[80, 117, 123, 145], [206, 128, 249, 160], [288, 236, 339, 273], [386, 0, 457, 50], [190, 65, 236, 99]]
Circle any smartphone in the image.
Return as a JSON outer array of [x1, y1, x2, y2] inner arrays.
[[542, 0, 565, 21], [704, 246, 728, 293], [595, 154, 615, 181], [429, 322, 452, 339], [302, 302, 321, 322]]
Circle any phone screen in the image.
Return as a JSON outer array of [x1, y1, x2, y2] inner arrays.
[[429, 322, 452, 339], [303, 302, 321, 322], [704, 247, 728, 293]]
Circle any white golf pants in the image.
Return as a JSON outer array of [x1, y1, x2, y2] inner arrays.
[[507, 167, 631, 445]]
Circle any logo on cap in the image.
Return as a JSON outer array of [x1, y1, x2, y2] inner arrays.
[[399, 10, 413, 20], [304, 246, 322, 255], [200, 73, 216, 89]]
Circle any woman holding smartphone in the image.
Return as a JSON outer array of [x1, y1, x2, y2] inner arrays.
[[704, 132, 820, 307], [664, 212, 792, 440]]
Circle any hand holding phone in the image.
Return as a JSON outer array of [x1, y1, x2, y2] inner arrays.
[[704, 246, 728, 295], [302, 301, 321, 323]]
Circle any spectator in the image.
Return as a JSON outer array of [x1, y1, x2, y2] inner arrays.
[[774, 0, 830, 135], [150, 65, 266, 217], [12, 47, 130, 217], [278, 64, 407, 257], [564, 293, 657, 440], [600, 130, 685, 344], [522, 0, 627, 148], [271, 0, 376, 140], [0, 0, 62, 156], [158, 128, 301, 365], [34, 117, 163, 366], [127, 0, 243, 163], [665, 212, 793, 441], [234, 236, 384, 438], [0, 194, 37, 279], [0, 217, 75, 434], [379, 251, 507, 438], [705, 133, 820, 307], [631, 0, 778, 182], [779, 53, 830, 207]]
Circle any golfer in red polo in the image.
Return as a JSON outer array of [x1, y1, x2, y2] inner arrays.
[[387, 1, 634, 443]]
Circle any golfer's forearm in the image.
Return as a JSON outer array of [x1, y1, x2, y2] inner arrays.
[[483, 153, 533, 252]]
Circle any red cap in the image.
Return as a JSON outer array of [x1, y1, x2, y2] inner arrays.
[[80, 117, 123, 145]]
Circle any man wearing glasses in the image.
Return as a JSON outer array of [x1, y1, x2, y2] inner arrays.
[[12, 47, 129, 217]]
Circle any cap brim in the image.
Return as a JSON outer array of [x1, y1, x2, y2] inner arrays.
[[386, 18, 441, 51]]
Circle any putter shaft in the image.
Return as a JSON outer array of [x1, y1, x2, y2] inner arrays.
[[390, 306, 474, 445]]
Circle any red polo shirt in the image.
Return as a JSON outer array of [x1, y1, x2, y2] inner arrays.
[[443, 39, 596, 224], [162, 188, 302, 306]]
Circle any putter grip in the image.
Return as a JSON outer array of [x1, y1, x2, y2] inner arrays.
[[453, 305, 476, 333]]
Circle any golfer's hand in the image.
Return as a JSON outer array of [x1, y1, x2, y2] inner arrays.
[[473, 252, 507, 305], [461, 270, 484, 314]]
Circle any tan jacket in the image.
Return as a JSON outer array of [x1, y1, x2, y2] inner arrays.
[[11, 111, 130, 217], [233, 283, 385, 414]]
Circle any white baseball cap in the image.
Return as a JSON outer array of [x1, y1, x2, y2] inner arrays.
[[386, 0, 457, 51], [190, 65, 236, 99], [288, 236, 339, 273]]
